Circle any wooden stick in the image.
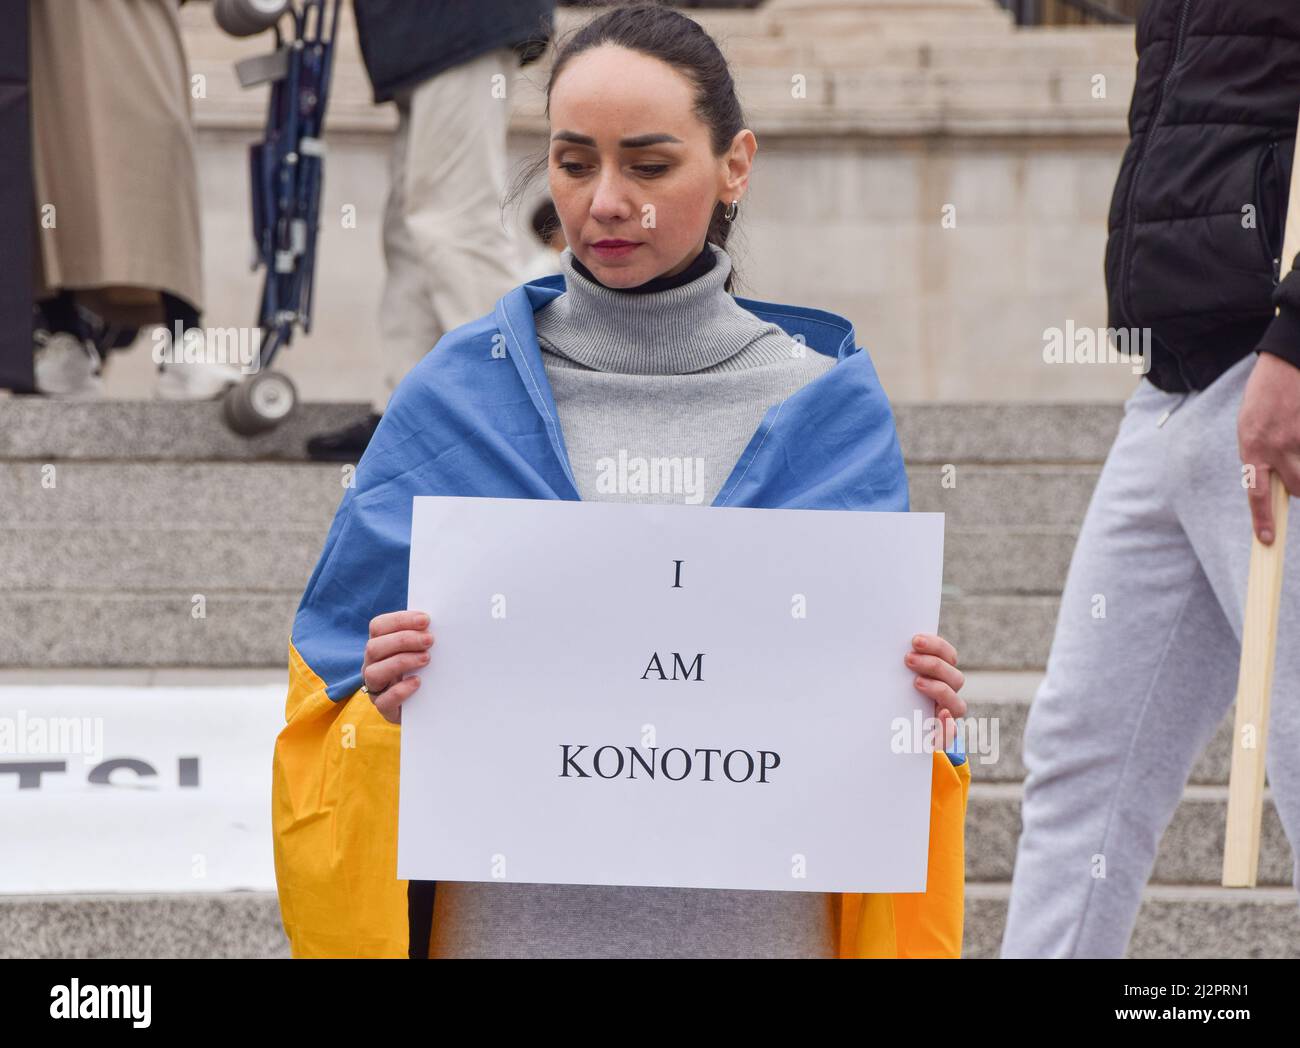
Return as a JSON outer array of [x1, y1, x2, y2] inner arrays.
[[1221, 112, 1300, 888], [1223, 475, 1290, 886]]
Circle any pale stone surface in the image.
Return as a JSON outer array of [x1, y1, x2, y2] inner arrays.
[[964, 784, 1295, 886], [964, 886, 1300, 959], [6, 884, 1298, 959]]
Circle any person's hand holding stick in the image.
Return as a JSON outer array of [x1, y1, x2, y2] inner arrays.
[[1222, 111, 1300, 887]]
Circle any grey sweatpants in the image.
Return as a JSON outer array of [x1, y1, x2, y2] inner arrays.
[[1001, 352, 1300, 957]]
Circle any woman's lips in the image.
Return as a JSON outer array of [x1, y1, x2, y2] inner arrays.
[[590, 241, 641, 260]]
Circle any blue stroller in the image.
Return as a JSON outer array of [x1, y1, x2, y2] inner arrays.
[[214, 0, 341, 434]]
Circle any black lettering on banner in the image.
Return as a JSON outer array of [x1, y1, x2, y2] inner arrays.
[[628, 747, 656, 779], [0, 761, 65, 789], [661, 747, 691, 780], [641, 652, 705, 681], [555, 555, 785, 794], [672, 652, 704, 681], [592, 745, 624, 779], [724, 749, 755, 783], [695, 748, 721, 781], [88, 758, 156, 785], [557, 744, 782, 783], [559, 744, 590, 778], [641, 652, 665, 680]]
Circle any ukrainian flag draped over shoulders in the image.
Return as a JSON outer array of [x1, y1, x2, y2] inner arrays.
[[271, 273, 971, 959]]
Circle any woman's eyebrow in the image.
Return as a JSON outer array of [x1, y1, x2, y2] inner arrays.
[[551, 130, 683, 148]]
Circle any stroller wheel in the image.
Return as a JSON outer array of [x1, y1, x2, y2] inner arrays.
[[223, 370, 297, 435], [213, 0, 289, 37]]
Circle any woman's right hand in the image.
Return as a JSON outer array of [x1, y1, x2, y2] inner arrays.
[[361, 610, 434, 724]]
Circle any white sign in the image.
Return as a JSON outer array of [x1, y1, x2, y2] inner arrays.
[[0, 683, 283, 893], [399, 496, 945, 894]]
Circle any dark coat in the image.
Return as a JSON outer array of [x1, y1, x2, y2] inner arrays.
[[352, 0, 557, 105], [0, 0, 31, 390], [1105, 0, 1300, 391]]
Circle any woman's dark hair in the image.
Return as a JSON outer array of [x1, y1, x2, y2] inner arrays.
[[530, 198, 561, 245], [504, 1, 748, 292]]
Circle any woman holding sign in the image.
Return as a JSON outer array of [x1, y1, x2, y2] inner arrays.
[[273, 2, 970, 959]]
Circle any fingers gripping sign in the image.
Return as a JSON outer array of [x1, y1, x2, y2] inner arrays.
[[904, 632, 965, 752], [361, 610, 435, 724]]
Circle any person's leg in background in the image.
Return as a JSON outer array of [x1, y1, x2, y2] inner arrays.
[[32, 290, 103, 397], [1001, 378, 1241, 957], [401, 47, 524, 352], [308, 87, 442, 460], [30, 0, 207, 399], [372, 87, 445, 417], [154, 291, 242, 400], [1165, 353, 1300, 913], [308, 48, 524, 461]]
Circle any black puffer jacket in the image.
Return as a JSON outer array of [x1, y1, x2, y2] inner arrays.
[[353, 0, 556, 105], [1105, 0, 1300, 391]]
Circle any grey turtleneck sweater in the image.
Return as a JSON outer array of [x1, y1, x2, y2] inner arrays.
[[428, 241, 840, 958], [536, 241, 838, 506]]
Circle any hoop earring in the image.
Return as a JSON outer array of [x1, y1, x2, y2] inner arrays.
[[723, 199, 739, 223]]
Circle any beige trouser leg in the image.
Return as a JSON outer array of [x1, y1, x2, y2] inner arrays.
[[373, 47, 524, 413]]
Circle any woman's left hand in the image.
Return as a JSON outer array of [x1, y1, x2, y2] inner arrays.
[[905, 633, 966, 743]]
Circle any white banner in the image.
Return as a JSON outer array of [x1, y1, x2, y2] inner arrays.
[[0, 684, 284, 893], [399, 496, 945, 894]]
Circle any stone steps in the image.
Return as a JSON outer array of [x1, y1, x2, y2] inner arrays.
[[0, 457, 1104, 525], [0, 893, 291, 960], [962, 677, 1239, 786], [965, 884, 1300, 959], [6, 399, 1123, 463], [759, 0, 1017, 40], [0, 524, 1074, 595], [5, 884, 1295, 959], [4, 399, 1295, 956], [966, 783, 1295, 886], [0, 401, 1097, 668], [178, 0, 1134, 137], [0, 522, 1077, 596], [0, 591, 1063, 668]]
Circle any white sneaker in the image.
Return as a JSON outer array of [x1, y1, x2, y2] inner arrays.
[[33, 331, 104, 397], [156, 358, 245, 400]]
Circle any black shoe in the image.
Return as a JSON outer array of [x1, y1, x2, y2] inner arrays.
[[306, 412, 383, 462]]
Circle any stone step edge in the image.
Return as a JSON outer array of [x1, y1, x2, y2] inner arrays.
[[5, 883, 1292, 905], [966, 882, 1299, 903], [0, 399, 1124, 464]]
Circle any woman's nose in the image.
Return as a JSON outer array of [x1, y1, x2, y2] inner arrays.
[[589, 171, 633, 221]]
